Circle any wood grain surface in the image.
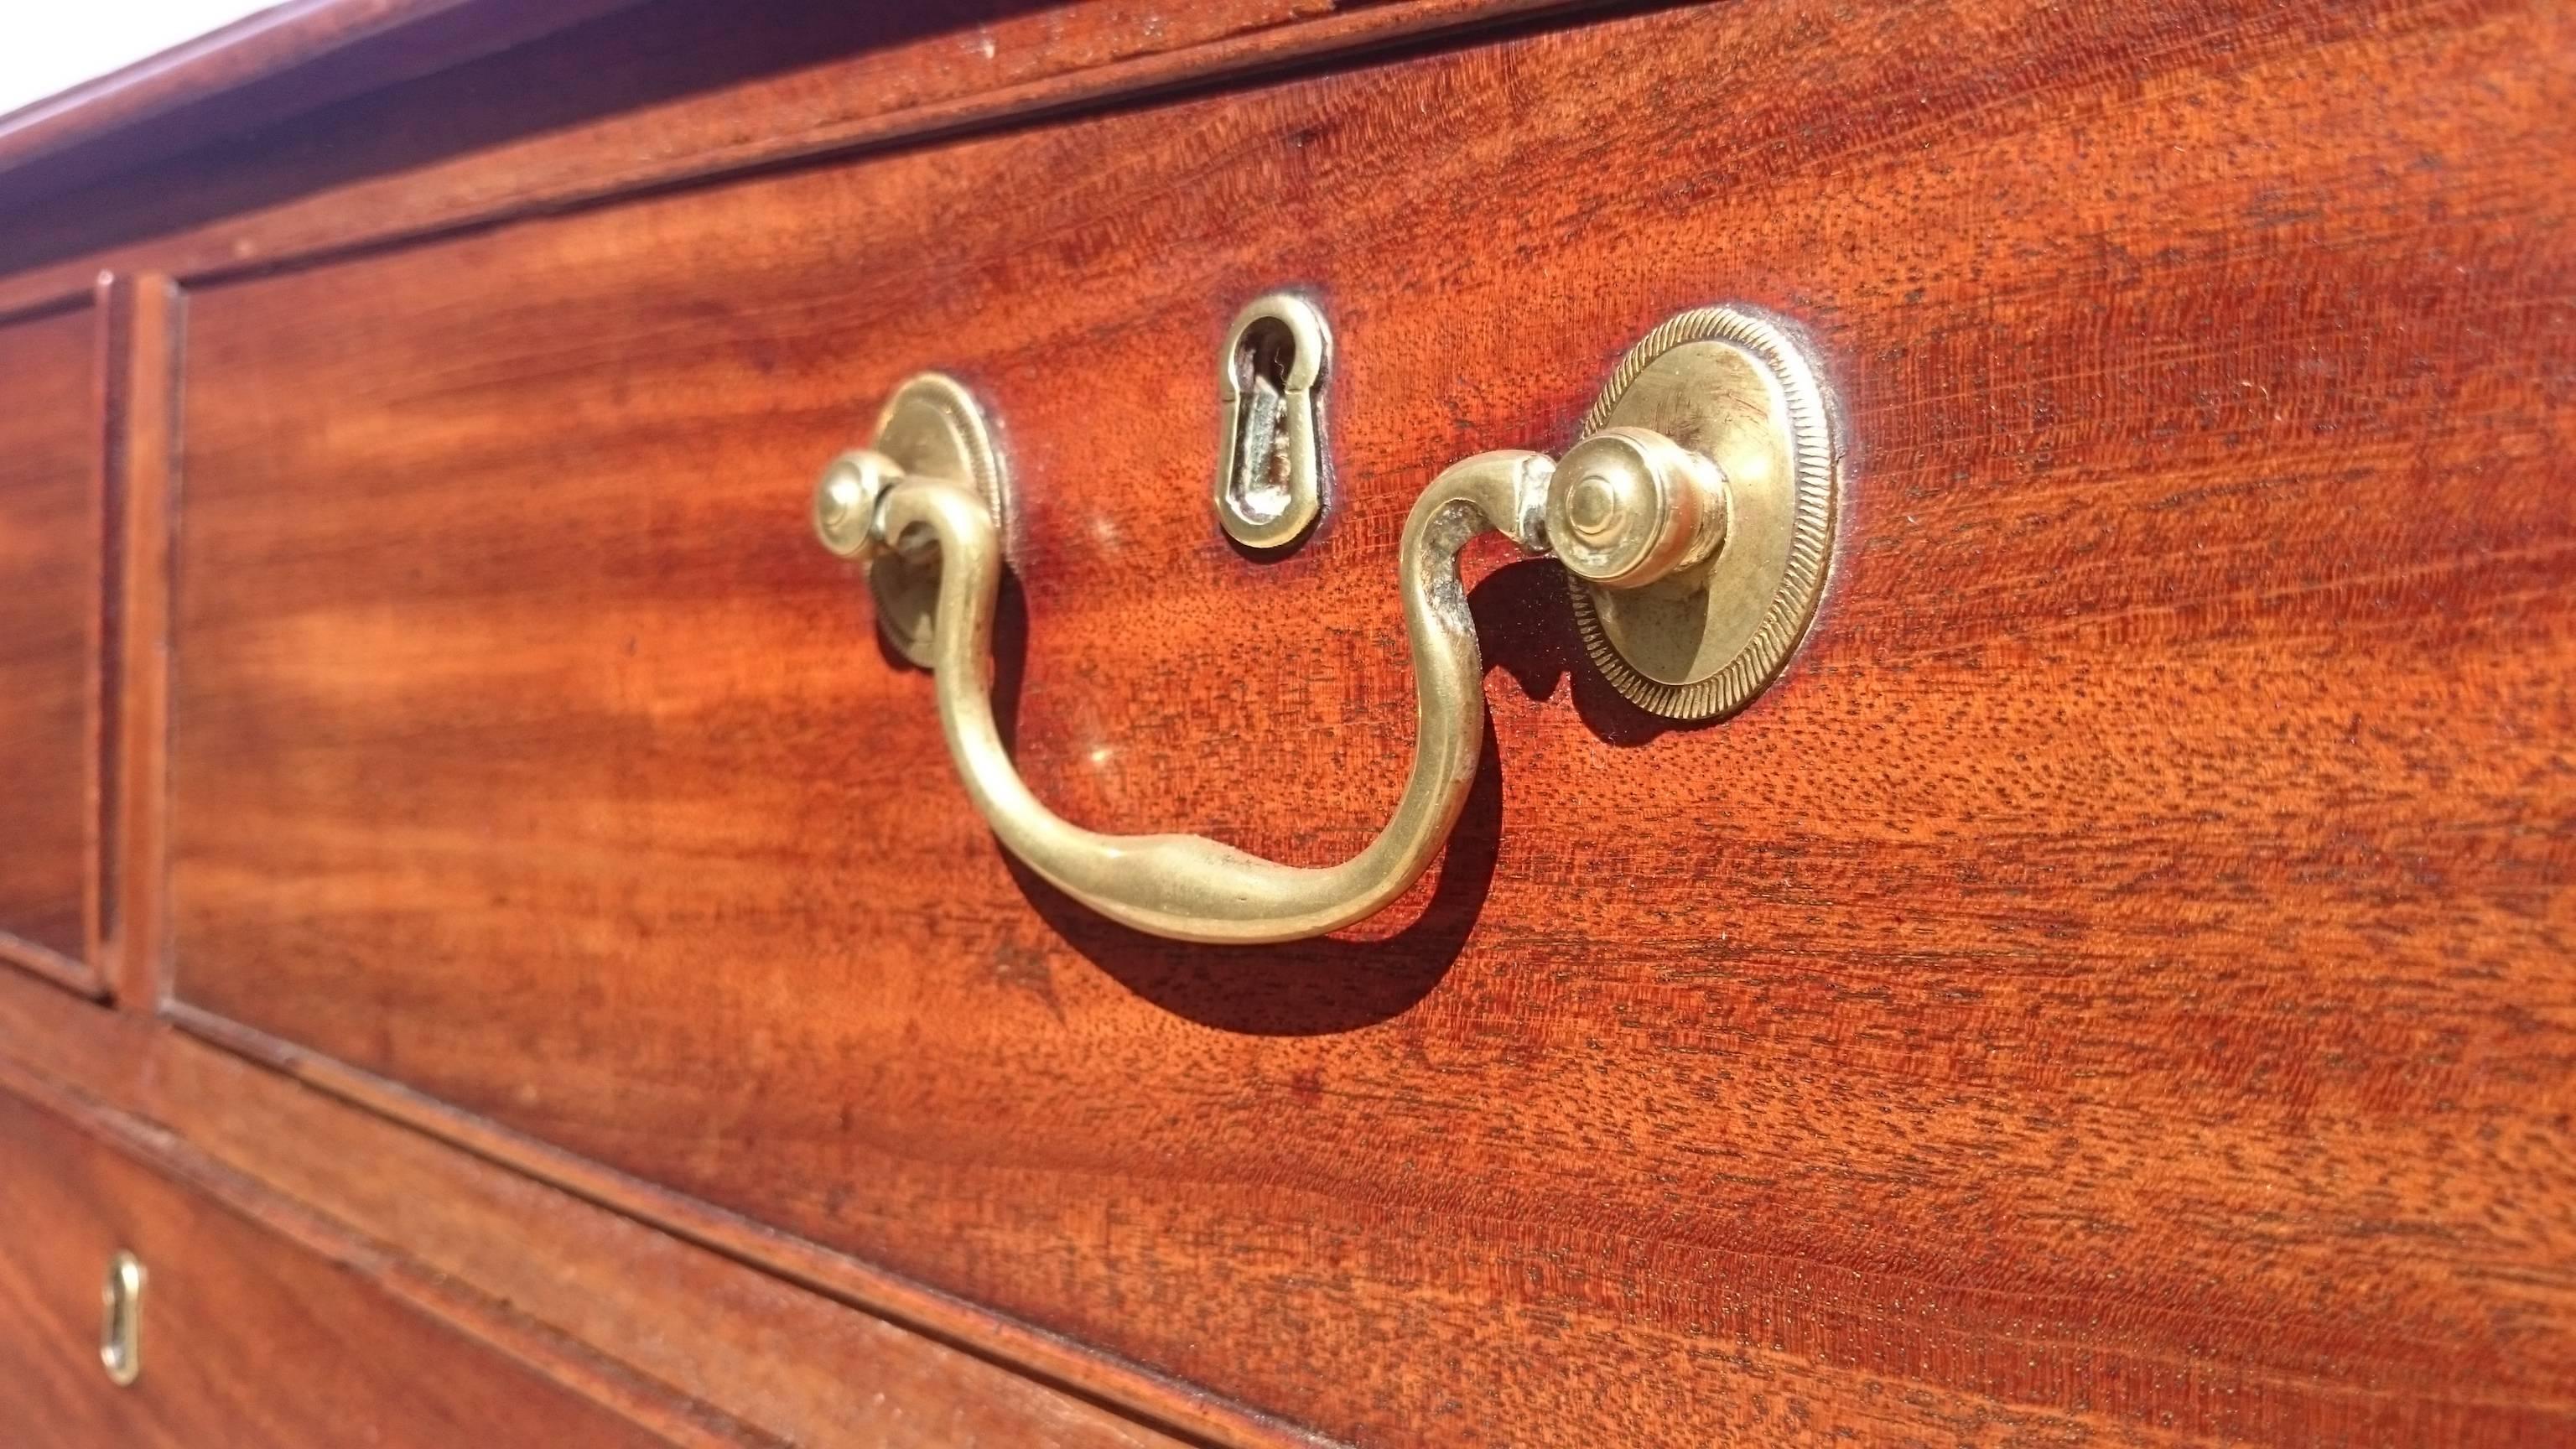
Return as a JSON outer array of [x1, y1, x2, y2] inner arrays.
[[0, 967, 1202, 1449], [162, 1, 2575, 1446], [0, 0, 1570, 318], [0, 304, 101, 990], [0, 1078, 683, 1447], [104, 275, 180, 1010]]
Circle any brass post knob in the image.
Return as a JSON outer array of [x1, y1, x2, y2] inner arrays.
[[812, 449, 902, 561], [1545, 425, 1729, 589]]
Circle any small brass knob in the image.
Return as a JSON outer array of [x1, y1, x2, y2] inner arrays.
[[1544, 426, 1729, 589]]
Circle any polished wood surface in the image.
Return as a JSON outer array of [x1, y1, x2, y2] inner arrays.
[[0, 0, 1566, 317], [156, 1, 2576, 1445], [0, 967, 1202, 1449], [0, 304, 101, 990], [103, 274, 180, 1010], [0, 1078, 679, 1446]]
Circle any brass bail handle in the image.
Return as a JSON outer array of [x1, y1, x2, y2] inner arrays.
[[813, 305, 1838, 944]]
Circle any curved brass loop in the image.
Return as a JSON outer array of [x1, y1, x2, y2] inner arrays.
[[878, 450, 1552, 944], [818, 305, 1839, 945]]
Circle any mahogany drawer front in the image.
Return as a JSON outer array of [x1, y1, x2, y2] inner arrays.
[[0, 304, 100, 989], [163, 3, 2575, 1446], [0, 1083, 670, 1446]]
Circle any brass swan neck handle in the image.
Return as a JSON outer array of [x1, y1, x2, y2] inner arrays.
[[830, 448, 1550, 943], [813, 305, 1838, 945]]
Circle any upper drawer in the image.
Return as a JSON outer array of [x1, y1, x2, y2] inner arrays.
[[0, 304, 101, 993], [163, 5, 2576, 1447], [0, 1083, 670, 1446]]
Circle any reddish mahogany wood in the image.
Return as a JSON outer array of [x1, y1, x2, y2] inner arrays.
[[159, 1, 2576, 1445], [158, 999, 1327, 1449], [0, 0, 1568, 318], [102, 274, 181, 1010], [0, 1078, 683, 1447], [0, 968, 1202, 1449], [0, 303, 103, 992]]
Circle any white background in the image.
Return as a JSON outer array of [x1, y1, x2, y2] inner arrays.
[[0, 1, 278, 120]]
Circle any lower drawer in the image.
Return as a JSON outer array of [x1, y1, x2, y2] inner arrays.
[[0, 1083, 668, 1447]]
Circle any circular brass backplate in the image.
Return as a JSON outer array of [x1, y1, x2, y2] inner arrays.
[[867, 374, 1008, 667], [1567, 307, 1838, 720]]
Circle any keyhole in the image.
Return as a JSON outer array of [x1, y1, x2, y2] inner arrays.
[[1213, 293, 1329, 550], [1229, 320, 1301, 526], [100, 1250, 143, 1387]]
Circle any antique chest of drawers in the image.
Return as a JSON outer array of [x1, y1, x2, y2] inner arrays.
[[1, 2, 2569, 1445]]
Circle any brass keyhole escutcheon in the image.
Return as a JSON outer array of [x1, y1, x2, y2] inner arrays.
[[1214, 293, 1329, 550], [100, 1249, 143, 1387]]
